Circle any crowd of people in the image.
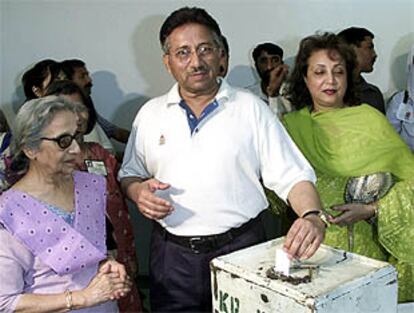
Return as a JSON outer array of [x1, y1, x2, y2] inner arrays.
[[0, 5, 413, 313]]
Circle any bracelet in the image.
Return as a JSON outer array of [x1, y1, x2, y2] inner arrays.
[[368, 203, 379, 225], [65, 289, 73, 311], [301, 210, 322, 219]]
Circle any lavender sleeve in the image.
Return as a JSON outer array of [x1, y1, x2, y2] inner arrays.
[[0, 225, 27, 313]]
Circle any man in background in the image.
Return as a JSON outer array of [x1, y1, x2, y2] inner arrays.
[[60, 59, 131, 142], [247, 42, 293, 118], [338, 27, 385, 113]]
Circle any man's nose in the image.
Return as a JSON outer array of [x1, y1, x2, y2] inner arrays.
[[189, 50, 203, 67], [265, 59, 274, 70]]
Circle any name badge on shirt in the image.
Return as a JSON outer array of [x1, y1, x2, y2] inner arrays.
[[85, 160, 108, 176], [396, 102, 414, 124]]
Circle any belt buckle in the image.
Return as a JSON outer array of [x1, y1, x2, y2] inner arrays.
[[189, 237, 203, 254]]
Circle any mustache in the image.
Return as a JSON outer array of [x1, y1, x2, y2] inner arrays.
[[189, 65, 208, 74], [85, 82, 93, 89]]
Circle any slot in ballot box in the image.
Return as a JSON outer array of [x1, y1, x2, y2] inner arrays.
[[210, 238, 398, 313]]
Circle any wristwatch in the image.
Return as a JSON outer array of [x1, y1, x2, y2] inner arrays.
[[301, 210, 330, 228]]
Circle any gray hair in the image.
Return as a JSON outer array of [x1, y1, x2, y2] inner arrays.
[[11, 96, 83, 170]]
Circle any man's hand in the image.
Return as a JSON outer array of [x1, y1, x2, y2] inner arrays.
[[126, 178, 173, 220], [283, 214, 325, 260], [266, 64, 289, 97], [328, 203, 376, 227]]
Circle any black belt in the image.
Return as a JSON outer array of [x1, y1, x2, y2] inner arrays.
[[154, 214, 261, 254]]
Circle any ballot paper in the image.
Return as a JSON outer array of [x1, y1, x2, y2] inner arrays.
[[275, 248, 290, 276]]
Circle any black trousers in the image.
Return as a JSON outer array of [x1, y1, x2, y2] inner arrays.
[[149, 216, 266, 313]]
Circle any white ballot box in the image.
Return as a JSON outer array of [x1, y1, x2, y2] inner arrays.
[[210, 238, 398, 313]]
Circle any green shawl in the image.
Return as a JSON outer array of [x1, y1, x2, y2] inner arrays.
[[283, 104, 414, 254], [283, 105, 414, 181], [283, 105, 414, 302]]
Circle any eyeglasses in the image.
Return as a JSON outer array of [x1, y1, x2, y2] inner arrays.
[[41, 132, 82, 150], [169, 44, 218, 64]]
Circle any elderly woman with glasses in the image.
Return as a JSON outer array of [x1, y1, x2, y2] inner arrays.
[[46, 80, 143, 313], [0, 96, 131, 312]]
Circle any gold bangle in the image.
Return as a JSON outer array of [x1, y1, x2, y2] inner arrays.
[[65, 289, 73, 311]]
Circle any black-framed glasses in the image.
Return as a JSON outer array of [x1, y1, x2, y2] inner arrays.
[[41, 132, 82, 150]]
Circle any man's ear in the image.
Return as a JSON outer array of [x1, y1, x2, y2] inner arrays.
[[163, 54, 172, 75]]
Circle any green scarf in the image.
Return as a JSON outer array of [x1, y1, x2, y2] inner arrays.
[[283, 104, 414, 180]]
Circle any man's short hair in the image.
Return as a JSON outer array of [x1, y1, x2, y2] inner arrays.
[[221, 35, 229, 57], [252, 43, 284, 63], [337, 27, 374, 47], [60, 59, 86, 80], [159, 7, 222, 53]]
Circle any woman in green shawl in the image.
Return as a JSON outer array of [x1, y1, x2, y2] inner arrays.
[[282, 32, 413, 302]]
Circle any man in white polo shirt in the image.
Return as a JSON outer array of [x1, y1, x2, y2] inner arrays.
[[119, 7, 326, 313]]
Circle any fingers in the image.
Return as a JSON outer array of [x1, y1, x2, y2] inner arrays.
[[153, 181, 171, 191], [329, 203, 369, 226], [114, 263, 128, 282], [283, 220, 302, 259], [284, 217, 325, 260], [133, 179, 174, 220], [294, 231, 315, 258], [139, 196, 173, 220], [331, 204, 350, 212], [301, 233, 323, 259], [98, 261, 111, 274]]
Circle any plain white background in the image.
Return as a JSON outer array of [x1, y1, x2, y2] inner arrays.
[[1, 0, 413, 273]]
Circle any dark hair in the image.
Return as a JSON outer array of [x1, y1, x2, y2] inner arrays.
[[337, 27, 374, 47], [22, 59, 61, 100], [221, 35, 229, 57], [45, 80, 97, 135], [252, 43, 284, 63], [60, 59, 86, 80], [159, 7, 222, 53], [285, 32, 359, 110]]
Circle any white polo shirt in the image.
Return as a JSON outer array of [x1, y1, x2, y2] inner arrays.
[[119, 79, 315, 236]]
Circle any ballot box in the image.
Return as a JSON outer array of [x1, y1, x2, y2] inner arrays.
[[210, 238, 398, 313]]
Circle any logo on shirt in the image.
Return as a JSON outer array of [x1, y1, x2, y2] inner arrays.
[[159, 134, 166, 145]]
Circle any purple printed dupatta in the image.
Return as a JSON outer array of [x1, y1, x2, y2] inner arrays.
[[0, 171, 107, 275]]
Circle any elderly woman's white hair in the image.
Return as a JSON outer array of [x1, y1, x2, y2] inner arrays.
[[11, 95, 85, 171]]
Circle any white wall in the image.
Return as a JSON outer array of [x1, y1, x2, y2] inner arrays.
[[1, 0, 413, 273], [1, 0, 413, 125]]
